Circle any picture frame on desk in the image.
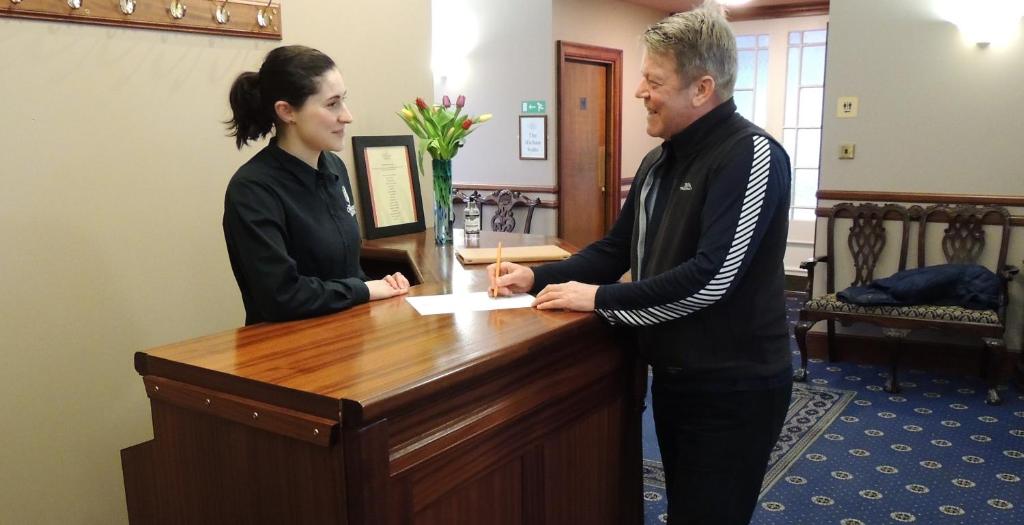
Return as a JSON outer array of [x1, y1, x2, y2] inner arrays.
[[519, 115, 547, 160], [351, 135, 426, 239]]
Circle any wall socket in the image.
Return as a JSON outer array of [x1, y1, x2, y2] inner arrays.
[[839, 143, 856, 159], [837, 96, 859, 118]]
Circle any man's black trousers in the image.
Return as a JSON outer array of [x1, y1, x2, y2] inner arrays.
[[652, 371, 793, 525]]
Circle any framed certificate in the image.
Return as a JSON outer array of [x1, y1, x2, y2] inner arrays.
[[351, 135, 426, 239], [519, 115, 547, 160]]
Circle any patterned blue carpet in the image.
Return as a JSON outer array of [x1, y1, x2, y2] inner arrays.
[[642, 292, 1024, 524]]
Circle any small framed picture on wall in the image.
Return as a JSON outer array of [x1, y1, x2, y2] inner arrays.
[[519, 115, 547, 160]]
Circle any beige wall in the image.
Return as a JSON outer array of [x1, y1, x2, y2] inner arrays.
[[817, 0, 1023, 349], [553, 0, 665, 186], [447, 0, 663, 237], [438, 0, 559, 235], [0, 2, 431, 522]]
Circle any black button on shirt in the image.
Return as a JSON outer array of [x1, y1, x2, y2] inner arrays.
[[223, 139, 369, 325]]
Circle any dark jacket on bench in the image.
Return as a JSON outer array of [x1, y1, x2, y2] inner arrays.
[[837, 264, 1000, 310]]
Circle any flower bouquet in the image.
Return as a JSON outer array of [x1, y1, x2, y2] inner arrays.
[[398, 95, 491, 244]]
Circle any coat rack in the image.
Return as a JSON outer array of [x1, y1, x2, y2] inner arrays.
[[1, 0, 282, 39]]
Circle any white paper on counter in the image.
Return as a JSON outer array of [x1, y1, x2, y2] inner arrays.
[[405, 292, 535, 316]]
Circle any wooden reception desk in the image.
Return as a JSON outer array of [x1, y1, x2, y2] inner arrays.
[[121, 229, 644, 525]]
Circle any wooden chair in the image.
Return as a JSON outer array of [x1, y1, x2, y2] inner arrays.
[[482, 189, 540, 234], [910, 204, 1017, 402], [795, 202, 1018, 405]]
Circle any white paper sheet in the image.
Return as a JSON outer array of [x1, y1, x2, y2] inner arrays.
[[405, 292, 535, 316]]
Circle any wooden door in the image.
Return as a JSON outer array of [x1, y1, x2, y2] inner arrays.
[[558, 42, 622, 250]]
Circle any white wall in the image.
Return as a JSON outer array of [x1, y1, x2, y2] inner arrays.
[[822, 0, 1024, 196], [0, 3, 431, 522], [816, 0, 1023, 350]]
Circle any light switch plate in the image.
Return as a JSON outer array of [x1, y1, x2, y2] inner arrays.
[[837, 96, 859, 118], [839, 143, 856, 159]]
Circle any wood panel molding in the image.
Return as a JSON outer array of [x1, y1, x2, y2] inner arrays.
[[143, 375, 338, 446], [814, 206, 1024, 227], [454, 183, 557, 195], [726, 1, 829, 21], [817, 190, 1024, 208], [1, 0, 282, 39], [387, 332, 622, 476]]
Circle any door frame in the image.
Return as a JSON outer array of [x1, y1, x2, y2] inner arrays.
[[556, 41, 623, 240]]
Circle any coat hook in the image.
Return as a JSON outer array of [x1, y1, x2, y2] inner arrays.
[[214, 0, 230, 24], [67, 0, 82, 9], [119, 0, 136, 15], [256, 0, 274, 29], [168, 0, 186, 19]]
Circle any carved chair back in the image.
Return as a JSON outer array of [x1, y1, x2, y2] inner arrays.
[[914, 204, 1010, 271], [483, 189, 540, 234], [825, 202, 911, 293]]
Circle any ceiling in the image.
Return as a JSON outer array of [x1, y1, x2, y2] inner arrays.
[[620, 0, 829, 21]]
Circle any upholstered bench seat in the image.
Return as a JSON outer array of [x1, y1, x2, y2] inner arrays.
[[794, 202, 1015, 405], [805, 293, 1000, 325]]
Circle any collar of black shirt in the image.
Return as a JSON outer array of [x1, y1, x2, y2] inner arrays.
[[664, 97, 738, 161], [266, 137, 341, 190]]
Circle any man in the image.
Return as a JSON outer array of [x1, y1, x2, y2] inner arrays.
[[490, 3, 793, 523]]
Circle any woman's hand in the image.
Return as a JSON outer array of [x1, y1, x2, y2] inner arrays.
[[367, 272, 411, 301], [488, 262, 535, 296]]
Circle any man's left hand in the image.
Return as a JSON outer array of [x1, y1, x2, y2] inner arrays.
[[533, 281, 598, 312]]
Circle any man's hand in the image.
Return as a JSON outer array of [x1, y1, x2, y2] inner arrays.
[[488, 261, 534, 296], [367, 272, 411, 300], [533, 281, 598, 312]]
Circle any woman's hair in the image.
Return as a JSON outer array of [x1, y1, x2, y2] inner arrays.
[[226, 45, 337, 149]]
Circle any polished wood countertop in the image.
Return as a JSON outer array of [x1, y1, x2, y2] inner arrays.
[[136, 229, 597, 426]]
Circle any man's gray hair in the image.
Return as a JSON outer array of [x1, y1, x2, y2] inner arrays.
[[642, 1, 737, 100]]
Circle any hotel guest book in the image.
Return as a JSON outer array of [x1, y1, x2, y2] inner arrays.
[[456, 244, 571, 265]]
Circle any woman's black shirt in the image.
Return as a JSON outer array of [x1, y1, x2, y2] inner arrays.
[[223, 139, 369, 325]]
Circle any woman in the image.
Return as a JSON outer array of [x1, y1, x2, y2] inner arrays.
[[224, 45, 409, 325]]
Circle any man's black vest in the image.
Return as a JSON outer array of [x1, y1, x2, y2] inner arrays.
[[628, 110, 791, 383]]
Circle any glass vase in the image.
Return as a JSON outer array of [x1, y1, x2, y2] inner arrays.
[[431, 159, 454, 245]]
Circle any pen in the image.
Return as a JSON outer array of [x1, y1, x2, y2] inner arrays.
[[492, 242, 503, 297]]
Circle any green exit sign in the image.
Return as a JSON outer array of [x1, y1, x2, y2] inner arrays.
[[521, 100, 547, 114]]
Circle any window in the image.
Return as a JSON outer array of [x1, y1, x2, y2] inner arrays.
[[734, 34, 770, 128], [782, 29, 827, 222]]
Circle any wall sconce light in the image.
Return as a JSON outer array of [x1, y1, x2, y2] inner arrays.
[[937, 0, 1024, 48], [431, 0, 479, 91]]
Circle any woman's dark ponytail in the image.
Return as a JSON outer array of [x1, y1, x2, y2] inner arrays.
[[226, 45, 336, 149], [227, 71, 274, 149]]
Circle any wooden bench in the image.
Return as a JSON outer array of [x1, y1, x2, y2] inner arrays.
[[794, 202, 1018, 405]]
